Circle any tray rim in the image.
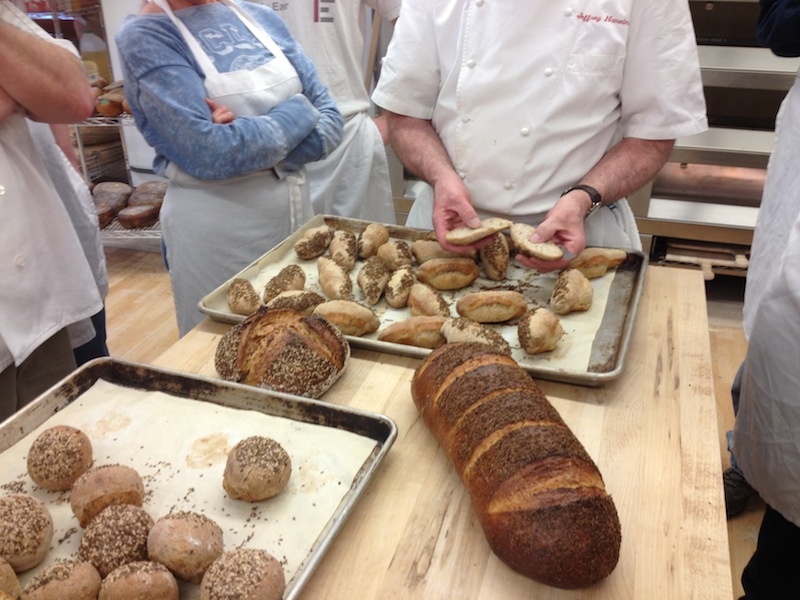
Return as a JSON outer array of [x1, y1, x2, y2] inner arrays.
[[0, 357, 398, 600], [198, 214, 649, 387]]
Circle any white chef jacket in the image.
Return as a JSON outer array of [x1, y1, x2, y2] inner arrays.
[[372, 0, 707, 230], [259, 0, 400, 223], [732, 72, 800, 526], [0, 6, 103, 371]]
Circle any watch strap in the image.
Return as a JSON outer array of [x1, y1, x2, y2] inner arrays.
[[561, 184, 603, 218]]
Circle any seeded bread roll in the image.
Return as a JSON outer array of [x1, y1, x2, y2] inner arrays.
[[99, 561, 178, 600], [479, 233, 510, 281], [356, 223, 389, 259], [509, 222, 564, 261], [70, 464, 145, 528], [550, 269, 593, 315], [567, 247, 628, 279], [312, 300, 380, 336], [407, 283, 450, 318], [26, 425, 93, 491], [416, 257, 480, 290], [78, 504, 154, 578], [215, 307, 349, 399], [200, 548, 285, 600], [0, 558, 18, 599], [357, 256, 391, 305], [411, 343, 621, 588], [262, 264, 305, 304], [227, 278, 262, 317], [384, 265, 416, 309], [294, 225, 333, 260], [317, 256, 353, 300], [441, 317, 511, 355], [518, 307, 564, 354], [455, 290, 527, 323], [0, 494, 53, 573], [377, 316, 447, 349], [147, 512, 223, 583], [21, 560, 101, 600], [376, 240, 414, 271], [223, 436, 292, 502], [328, 229, 358, 271], [445, 217, 512, 245], [265, 290, 325, 317]]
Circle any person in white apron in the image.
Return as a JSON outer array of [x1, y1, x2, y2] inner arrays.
[[270, 0, 400, 224], [729, 3, 800, 595], [116, 0, 343, 335]]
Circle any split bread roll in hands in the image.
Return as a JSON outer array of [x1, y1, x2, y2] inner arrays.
[[411, 343, 621, 588]]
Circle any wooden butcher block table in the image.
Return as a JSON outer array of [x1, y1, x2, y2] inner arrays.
[[154, 265, 732, 600]]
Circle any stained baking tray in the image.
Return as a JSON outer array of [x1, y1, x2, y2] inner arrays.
[[199, 215, 648, 387], [0, 358, 397, 599]]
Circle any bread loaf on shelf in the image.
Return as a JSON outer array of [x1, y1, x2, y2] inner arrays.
[[410, 343, 621, 588]]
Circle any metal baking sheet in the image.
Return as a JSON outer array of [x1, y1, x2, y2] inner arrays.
[[0, 358, 397, 599], [199, 215, 648, 387]]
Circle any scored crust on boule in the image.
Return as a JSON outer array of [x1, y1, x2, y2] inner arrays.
[[99, 561, 178, 600], [21, 559, 101, 600], [223, 436, 292, 502], [200, 548, 285, 600], [26, 425, 93, 491], [445, 217, 513, 246], [214, 307, 350, 399], [78, 504, 154, 578], [509, 222, 564, 261], [147, 512, 223, 583], [70, 464, 145, 528], [0, 494, 54, 573]]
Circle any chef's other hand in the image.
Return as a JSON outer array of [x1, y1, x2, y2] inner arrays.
[[431, 172, 483, 253], [516, 197, 587, 272], [206, 98, 235, 124]]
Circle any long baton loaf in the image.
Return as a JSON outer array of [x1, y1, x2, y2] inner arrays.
[[410, 343, 621, 589]]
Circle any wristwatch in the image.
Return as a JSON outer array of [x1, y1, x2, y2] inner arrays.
[[561, 184, 603, 218]]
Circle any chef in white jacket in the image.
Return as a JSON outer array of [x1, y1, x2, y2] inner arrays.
[[372, 0, 708, 271]]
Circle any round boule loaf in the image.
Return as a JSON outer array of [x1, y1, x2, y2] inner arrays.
[[147, 512, 223, 583], [115, 204, 160, 230], [21, 560, 101, 600], [70, 464, 145, 528], [200, 548, 284, 600], [0, 557, 20, 598], [27, 425, 93, 492], [223, 437, 291, 502], [98, 561, 178, 600], [0, 495, 53, 573], [78, 504, 154, 578]]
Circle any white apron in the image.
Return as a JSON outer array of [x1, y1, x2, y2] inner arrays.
[[307, 111, 396, 224], [732, 73, 800, 525], [153, 0, 314, 335]]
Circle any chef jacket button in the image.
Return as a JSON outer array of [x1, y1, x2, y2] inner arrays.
[[466, 59, 476, 68], [504, 182, 513, 190], [459, 171, 467, 179], [544, 67, 554, 77], [565, 8, 573, 16], [15, 254, 25, 268], [520, 127, 530, 136], [0, 184, 5, 195], [475, 0, 484, 6], [461, 115, 470, 123]]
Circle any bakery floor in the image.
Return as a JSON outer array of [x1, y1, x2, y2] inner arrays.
[[103, 246, 760, 600]]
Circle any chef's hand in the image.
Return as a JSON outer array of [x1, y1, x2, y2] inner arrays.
[[431, 172, 486, 253], [0, 86, 17, 122], [516, 194, 587, 272]]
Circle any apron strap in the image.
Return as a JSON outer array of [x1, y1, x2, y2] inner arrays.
[[150, 0, 290, 77]]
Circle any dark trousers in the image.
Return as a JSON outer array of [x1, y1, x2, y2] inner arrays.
[[72, 308, 109, 366], [742, 504, 800, 599]]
